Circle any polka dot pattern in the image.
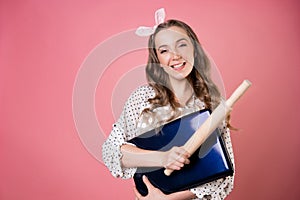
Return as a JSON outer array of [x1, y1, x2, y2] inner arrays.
[[102, 85, 235, 199]]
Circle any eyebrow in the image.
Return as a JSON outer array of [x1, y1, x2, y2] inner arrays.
[[157, 38, 189, 50]]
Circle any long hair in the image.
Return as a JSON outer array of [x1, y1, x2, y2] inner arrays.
[[144, 19, 231, 127]]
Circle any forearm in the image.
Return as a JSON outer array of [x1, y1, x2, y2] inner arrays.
[[167, 190, 196, 200], [121, 144, 164, 168]]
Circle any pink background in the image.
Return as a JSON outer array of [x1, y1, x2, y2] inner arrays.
[[1, 0, 300, 199]]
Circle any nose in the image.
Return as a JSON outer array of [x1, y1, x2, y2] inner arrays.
[[171, 50, 181, 60]]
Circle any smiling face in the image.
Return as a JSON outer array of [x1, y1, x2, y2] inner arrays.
[[155, 26, 194, 81]]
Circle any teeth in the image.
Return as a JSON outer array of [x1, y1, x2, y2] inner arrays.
[[173, 64, 182, 68], [172, 62, 185, 69]]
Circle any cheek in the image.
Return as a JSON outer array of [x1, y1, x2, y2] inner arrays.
[[187, 49, 195, 65], [157, 54, 169, 66], [189, 56, 195, 66], [179, 48, 194, 60]]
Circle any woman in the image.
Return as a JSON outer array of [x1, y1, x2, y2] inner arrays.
[[102, 18, 234, 200]]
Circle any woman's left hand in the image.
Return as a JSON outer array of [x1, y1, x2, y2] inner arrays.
[[134, 175, 169, 200]]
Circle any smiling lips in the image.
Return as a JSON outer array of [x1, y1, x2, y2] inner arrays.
[[171, 61, 186, 71]]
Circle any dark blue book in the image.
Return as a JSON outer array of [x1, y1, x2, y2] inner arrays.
[[128, 109, 234, 196]]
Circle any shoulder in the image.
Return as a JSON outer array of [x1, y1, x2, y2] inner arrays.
[[123, 85, 155, 110], [127, 85, 155, 103], [132, 85, 155, 96]]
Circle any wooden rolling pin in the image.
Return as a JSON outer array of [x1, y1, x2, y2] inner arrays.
[[164, 80, 252, 176]]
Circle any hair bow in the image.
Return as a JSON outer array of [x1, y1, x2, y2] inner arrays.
[[135, 8, 166, 37]]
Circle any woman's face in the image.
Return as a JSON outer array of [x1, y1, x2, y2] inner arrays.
[[155, 26, 194, 81]]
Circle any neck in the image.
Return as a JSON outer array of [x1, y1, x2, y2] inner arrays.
[[169, 78, 194, 105]]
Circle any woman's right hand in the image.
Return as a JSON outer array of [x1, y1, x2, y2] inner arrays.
[[134, 175, 196, 200], [161, 146, 191, 171]]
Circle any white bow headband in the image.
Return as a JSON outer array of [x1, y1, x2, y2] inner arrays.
[[135, 8, 166, 37]]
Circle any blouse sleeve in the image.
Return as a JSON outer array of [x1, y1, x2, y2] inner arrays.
[[189, 120, 235, 200], [102, 86, 154, 179]]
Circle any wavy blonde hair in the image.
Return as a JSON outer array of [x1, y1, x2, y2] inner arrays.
[[144, 19, 232, 127]]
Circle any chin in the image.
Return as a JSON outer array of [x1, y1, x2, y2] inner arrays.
[[172, 72, 192, 80], [177, 66, 193, 79]]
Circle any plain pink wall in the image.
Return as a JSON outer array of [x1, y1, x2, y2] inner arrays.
[[1, 0, 300, 199]]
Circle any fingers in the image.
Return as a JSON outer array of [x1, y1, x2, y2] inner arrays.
[[164, 146, 191, 170], [165, 160, 189, 170], [173, 146, 190, 157], [142, 175, 154, 190], [133, 176, 155, 200], [184, 158, 190, 165], [133, 186, 142, 200]]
